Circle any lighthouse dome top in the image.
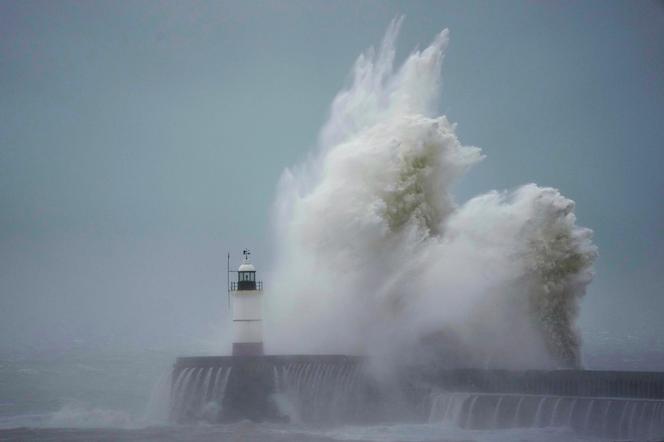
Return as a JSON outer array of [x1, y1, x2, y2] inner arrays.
[[238, 262, 255, 272]]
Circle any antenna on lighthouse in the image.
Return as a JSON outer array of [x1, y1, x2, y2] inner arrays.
[[226, 252, 231, 310]]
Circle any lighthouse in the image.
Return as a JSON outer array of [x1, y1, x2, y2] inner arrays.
[[231, 250, 264, 356]]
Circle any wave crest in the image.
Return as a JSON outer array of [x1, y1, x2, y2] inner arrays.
[[266, 18, 597, 369]]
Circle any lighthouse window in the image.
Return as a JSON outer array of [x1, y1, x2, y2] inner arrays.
[[238, 271, 256, 284], [239, 272, 255, 281]]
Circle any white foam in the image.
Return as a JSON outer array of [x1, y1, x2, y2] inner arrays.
[[302, 423, 602, 442], [266, 18, 597, 369], [46, 402, 137, 429]]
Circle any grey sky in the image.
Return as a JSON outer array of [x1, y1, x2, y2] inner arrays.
[[1, 1, 663, 358]]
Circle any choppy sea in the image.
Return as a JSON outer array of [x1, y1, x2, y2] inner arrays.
[[1, 331, 663, 442], [0, 423, 606, 442]]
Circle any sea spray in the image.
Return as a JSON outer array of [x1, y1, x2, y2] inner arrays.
[[144, 369, 171, 424], [266, 18, 597, 369]]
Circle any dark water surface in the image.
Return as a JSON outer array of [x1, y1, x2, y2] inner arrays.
[[0, 423, 603, 442]]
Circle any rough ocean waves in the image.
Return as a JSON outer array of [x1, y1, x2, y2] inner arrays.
[[0, 424, 603, 442], [266, 18, 597, 370], [3, 336, 664, 441]]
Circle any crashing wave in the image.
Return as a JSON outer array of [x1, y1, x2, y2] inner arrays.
[[266, 18, 597, 369]]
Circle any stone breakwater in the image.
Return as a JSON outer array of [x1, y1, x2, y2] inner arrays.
[[170, 356, 664, 439]]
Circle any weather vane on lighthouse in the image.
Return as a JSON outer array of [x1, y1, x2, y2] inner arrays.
[[227, 249, 264, 356]]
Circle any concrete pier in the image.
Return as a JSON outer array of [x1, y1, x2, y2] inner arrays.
[[170, 354, 664, 435], [171, 355, 361, 423], [418, 367, 664, 399]]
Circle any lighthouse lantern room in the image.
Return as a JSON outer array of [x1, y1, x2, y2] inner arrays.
[[231, 250, 264, 356]]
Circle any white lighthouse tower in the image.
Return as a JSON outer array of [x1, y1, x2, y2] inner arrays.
[[230, 250, 264, 356]]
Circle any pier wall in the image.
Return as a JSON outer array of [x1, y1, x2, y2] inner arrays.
[[170, 355, 664, 427]]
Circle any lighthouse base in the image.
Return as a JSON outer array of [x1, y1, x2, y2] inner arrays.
[[232, 342, 263, 356]]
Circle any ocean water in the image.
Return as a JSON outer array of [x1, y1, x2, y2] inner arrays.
[[0, 349, 170, 431], [0, 423, 604, 442], [1, 333, 663, 442]]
